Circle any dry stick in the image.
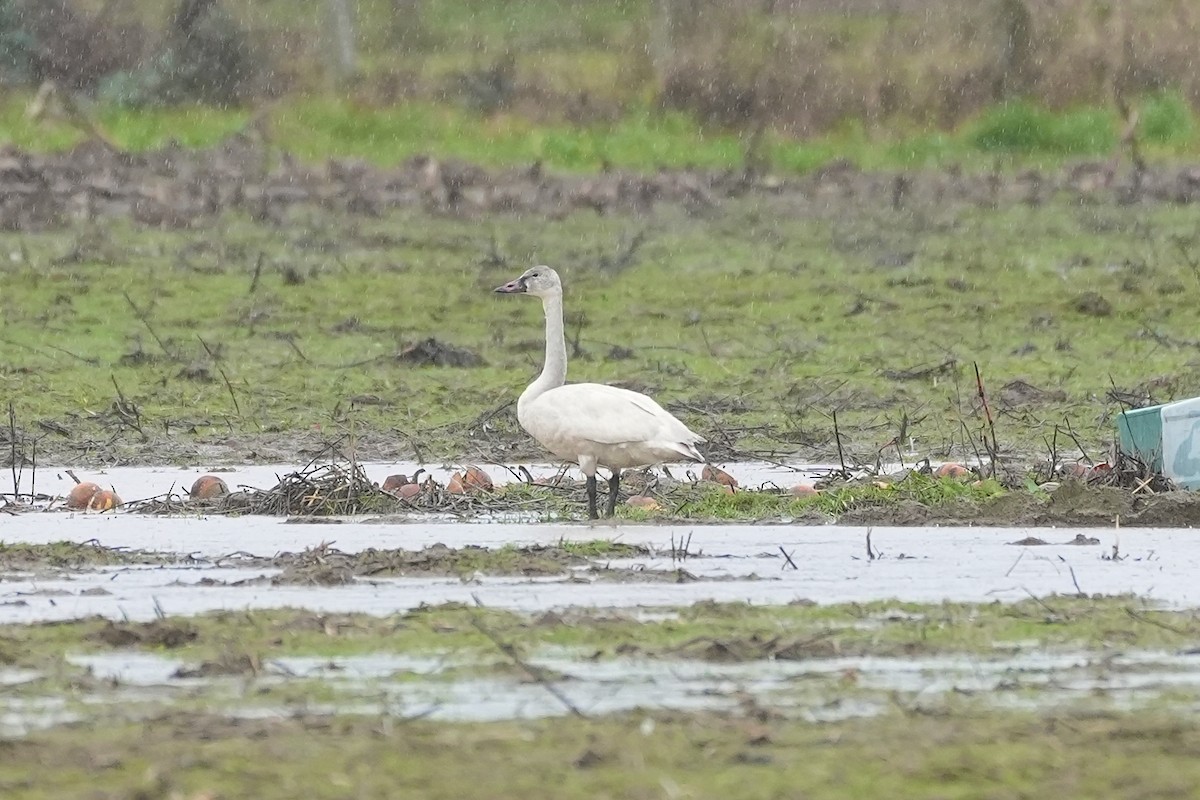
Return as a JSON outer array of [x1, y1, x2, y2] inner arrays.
[[110, 375, 143, 434], [1004, 549, 1025, 578], [778, 546, 798, 571], [697, 323, 718, 358], [666, 531, 695, 562], [1059, 417, 1094, 467], [973, 362, 999, 478], [198, 336, 241, 416], [469, 594, 584, 719], [248, 252, 265, 294], [7, 402, 19, 499], [1125, 607, 1192, 636], [866, 527, 877, 561], [1044, 426, 1060, 482], [1021, 588, 1064, 618], [283, 336, 311, 364], [958, 420, 985, 472], [831, 409, 849, 478], [1068, 566, 1086, 598], [122, 291, 176, 360], [487, 461, 528, 484], [0, 336, 100, 365]]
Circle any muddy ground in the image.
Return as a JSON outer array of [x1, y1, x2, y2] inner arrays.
[[2, 138, 1198, 230]]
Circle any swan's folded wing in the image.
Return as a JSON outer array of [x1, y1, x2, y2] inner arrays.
[[526, 383, 704, 451]]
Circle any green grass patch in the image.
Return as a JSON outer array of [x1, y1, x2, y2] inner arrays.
[[3, 92, 1196, 173], [671, 474, 1006, 521], [0, 541, 176, 570], [1141, 89, 1197, 145], [7, 708, 1200, 800], [4, 192, 1200, 467], [969, 101, 1117, 155]]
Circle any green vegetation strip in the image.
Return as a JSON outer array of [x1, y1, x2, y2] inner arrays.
[[0, 541, 178, 570], [2, 95, 1197, 173], [3, 708, 1200, 799], [2, 597, 1195, 668]]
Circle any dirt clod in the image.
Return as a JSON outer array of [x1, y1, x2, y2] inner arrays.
[[89, 619, 199, 649], [395, 338, 483, 367]]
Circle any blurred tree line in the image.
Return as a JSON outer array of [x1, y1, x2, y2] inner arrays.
[[0, 0, 256, 106], [0, 0, 1196, 137]]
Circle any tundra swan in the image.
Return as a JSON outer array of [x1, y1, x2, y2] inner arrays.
[[495, 266, 704, 518]]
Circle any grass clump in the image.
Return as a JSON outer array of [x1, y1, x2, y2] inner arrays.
[[969, 101, 1116, 155], [674, 474, 1005, 521], [1140, 89, 1196, 145], [0, 541, 176, 570]]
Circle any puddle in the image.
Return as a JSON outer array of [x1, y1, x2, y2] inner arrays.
[[0, 519, 1189, 622], [0, 697, 80, 738], [0, 668, 40, 687]]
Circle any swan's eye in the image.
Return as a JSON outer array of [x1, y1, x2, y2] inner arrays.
[[530, 272, 540, 278]]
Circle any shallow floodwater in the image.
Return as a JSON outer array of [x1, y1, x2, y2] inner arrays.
[[0, 510, 1184, 624], [2, 460, 1196, 734], [2, 645, 1196, 735]]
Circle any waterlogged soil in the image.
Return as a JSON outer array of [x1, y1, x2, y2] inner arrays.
[[6, 596, 1199, 668], [6, 599, 1200, 798], [0, 541, 177, 571], [221, 541, 708, 586], [0, 540, 690, 585]]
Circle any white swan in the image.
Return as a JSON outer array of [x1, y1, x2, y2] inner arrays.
[[495, 266, 704, 518]]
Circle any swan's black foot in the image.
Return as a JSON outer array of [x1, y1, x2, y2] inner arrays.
[[604, 471, 621, 517]]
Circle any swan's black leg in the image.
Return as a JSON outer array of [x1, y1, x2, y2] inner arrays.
[[605, 470, 621, 517], [586, 475, 599, 519]]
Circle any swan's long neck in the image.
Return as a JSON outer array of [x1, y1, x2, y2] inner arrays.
[[518, 290, 567, 414]]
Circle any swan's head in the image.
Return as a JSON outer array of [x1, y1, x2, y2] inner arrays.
[[494, 265, 561, 299]]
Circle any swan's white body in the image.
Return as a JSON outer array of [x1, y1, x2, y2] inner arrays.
[[519, 383, 704, 475], [496, 266, 704, 516]]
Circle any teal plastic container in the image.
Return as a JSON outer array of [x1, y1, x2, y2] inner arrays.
[[1161, 398, 1200, 490], [1118, 398, 1200, 489], [1117, 405, 1164, 472]]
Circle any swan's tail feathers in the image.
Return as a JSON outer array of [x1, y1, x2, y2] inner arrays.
[[665, 437, 705, 464]]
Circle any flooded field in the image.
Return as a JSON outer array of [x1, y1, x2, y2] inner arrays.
[[4, 460, 1193, 622], [4, 462, 1200, 795], [0, 515, 1186, 623], [5, 142, 1200, 794]]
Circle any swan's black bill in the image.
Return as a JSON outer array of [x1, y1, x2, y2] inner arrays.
[[494, 278, 527, 294]]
